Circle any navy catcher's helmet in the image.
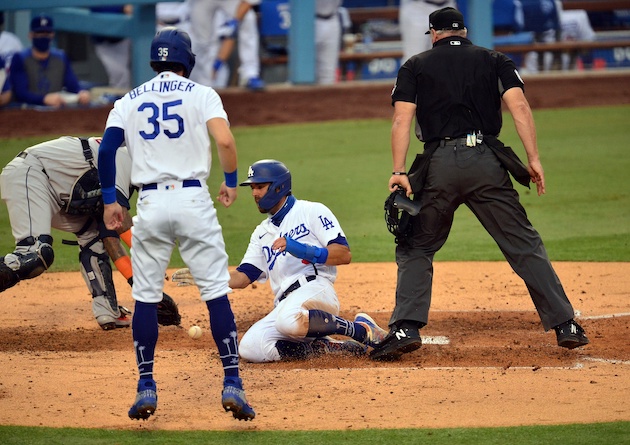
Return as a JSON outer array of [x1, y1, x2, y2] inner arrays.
[[240, 159, 291, 212], [150, 27, 195, 78]]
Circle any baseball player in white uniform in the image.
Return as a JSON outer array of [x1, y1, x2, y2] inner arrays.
[[188, 0, 264, 89], [174, 159, 388, 362], [315, 0, 342, 85], [0, 136, 133, 330], [399, 0, 457, 63], [98, 27, 254, 422]]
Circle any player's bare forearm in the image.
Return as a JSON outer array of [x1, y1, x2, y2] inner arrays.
[[229, 270, 252, 289], [391, 101, 416, 194], [103, 236, 128, 262], [207, 118, 238, 173], [503, 88, 546, 195], [324, 243, 351, 266], [234, 1, 253, 21]]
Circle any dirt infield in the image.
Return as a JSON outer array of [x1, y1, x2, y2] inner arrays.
[[1, 72, 629, 431], [0, 262, 628, 431]]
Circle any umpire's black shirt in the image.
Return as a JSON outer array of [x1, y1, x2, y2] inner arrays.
[[391, 36, 524, 143]]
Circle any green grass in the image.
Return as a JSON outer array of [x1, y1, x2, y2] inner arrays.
[[2, 105, 628, 270], [0, 106, 629, 442], [0, 422, 628, 445]]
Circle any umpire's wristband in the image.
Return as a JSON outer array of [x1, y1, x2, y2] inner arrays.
[[224, 169, 238, 188]]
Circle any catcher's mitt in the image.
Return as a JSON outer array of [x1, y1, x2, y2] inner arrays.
[[157, 293, 181, 326], [384, 189, 422, 243]]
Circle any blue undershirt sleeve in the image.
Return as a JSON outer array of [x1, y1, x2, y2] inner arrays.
[[235, 263, 263, 283], [98, 127, 125, 204]]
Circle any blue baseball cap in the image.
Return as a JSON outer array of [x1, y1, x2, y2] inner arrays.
[[30, 15, 54, 33]]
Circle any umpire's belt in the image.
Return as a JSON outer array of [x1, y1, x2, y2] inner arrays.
[[142, 179, 201, 191], [439, 137, 467, 147], [279, 275, 317, 302], [439, 134, 484, 148]]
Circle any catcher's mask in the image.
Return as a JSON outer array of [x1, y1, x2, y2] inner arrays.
[[239, 159, 291, 212], [384, 188, 422, 244], [150, 27, 196, 78]]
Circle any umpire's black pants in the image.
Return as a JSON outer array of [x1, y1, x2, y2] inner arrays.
[[391, 139, 575, 331]]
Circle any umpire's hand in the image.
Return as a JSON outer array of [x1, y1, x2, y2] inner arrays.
[[389, 174, 412, 197]]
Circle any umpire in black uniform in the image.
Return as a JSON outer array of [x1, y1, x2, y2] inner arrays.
[[370, 7, 589, 361]]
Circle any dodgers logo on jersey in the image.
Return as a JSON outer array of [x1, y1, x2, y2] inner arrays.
[[262, 223, 311, 271], [281, 223, 310, 241], [319, 215, 335, 230], [263, 246, 284, 271]]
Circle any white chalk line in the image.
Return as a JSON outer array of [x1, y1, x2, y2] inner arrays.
[[579, 312, 630, 320], [422, 336, 450, 345], [373, 310, 630, 319], [579, 357, 630, 366]]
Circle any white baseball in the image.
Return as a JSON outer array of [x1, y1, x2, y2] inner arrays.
[[188, 325, 202, 339]]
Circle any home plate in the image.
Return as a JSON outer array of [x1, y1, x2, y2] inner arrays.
[[421, 336, 450, 345]]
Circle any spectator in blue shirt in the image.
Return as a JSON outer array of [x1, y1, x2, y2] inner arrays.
[[9, 15, 91, 108]]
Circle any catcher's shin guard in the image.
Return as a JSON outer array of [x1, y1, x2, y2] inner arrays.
[[80, 239, 129, 329], [0, 235, 54, 292]]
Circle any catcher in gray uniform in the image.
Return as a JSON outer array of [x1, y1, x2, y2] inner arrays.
[[0, 136, 180, 329]]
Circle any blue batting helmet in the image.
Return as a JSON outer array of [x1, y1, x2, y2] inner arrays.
[[240, 159, 292, 212], [150, 27, 195, 78]]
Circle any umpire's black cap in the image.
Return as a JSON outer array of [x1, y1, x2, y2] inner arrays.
[[425, 7, 465, 34]]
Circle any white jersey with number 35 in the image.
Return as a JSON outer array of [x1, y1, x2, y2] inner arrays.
[[105, 72, 228, 187]]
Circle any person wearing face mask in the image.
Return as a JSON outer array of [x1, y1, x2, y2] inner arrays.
[[8, 15, 91, 108]]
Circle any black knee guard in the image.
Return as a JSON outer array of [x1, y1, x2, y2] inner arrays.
[[0, 235, 54, 292]]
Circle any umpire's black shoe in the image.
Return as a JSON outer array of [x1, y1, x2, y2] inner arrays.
[[370, 326, 422, 361], [554, 319, 589, 349]]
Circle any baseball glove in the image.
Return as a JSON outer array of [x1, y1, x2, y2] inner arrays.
[[384, 189, 422, 243], [157, 293, 181, 326], [171, 268, 196, 287]]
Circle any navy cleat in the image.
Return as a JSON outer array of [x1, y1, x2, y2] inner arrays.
[[222, 379, 255, 421], [128, 379, 157, 420], [354, 313, 388, 348]]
